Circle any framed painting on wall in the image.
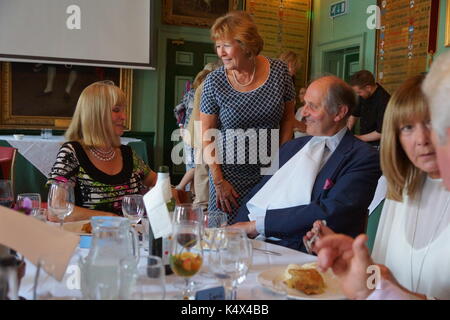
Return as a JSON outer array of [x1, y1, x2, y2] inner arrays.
[[0, 62, 133, 129], [163, 0, 237, 28]]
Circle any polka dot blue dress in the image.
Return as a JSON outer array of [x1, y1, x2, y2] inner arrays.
[[201, 58, 295, 223]]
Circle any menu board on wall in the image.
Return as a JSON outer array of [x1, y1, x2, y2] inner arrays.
[[246, 0, 311, 89], [376, 0, 432, 94]]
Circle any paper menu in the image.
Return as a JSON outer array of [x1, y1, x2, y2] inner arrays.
[[143, 177, 173, 239], [0, 206, 79, 281]]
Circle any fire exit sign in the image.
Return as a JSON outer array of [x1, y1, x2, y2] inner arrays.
[[330, 0, 348, 18]]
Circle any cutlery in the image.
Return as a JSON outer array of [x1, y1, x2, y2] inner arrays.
[[304, 220, 327, 254], [253, 247, 282, 256]]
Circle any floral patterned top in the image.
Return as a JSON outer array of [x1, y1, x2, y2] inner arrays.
[[48, 141, 151, 215]]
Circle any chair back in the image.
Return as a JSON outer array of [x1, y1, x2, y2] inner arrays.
[[366, 199, 385, 254], [174, 189, 192, 204], [0, 146, 17, 192]]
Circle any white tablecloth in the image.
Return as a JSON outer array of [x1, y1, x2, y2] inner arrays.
[[18, 239, 317, 300], [0, 135, 141, 177]]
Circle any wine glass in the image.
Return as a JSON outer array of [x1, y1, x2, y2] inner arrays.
[[16, 193, 41, 217], [172, 203, 204, 225], [129, 255, 166, 300], [169, 221, 203, 300], [122, 195, 145, 225], [0, 180, 14, 208], [140, 216, 150, 252], [209, 228, 253, 300], [33, 252, 79, 300], [198, 210, 227, 279], [47, 181, 75, 228], [202, 210, 228, 250], [171, 203, 204, 289]]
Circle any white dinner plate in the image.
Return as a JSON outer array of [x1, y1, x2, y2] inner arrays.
[[257, 265, 346, 300]]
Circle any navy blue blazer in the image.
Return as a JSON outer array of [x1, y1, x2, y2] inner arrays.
[[234, 129, 381, 252]]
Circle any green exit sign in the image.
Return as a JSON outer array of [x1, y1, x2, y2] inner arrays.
[[330, 0, 348, 18]]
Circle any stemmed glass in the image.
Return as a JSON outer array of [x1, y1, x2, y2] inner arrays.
[[172, 203, 204, 225], [169, 221, 203, 300], [0, 179, 14, 208], [199, 210, 227, 279], [16, 193, 41, 217], [122, 195, 145, 226], [129, 255, 166, 300], [209, 228, 253, 300], [47, 181, 75, 228], [202, 210, 228, 250], [171, 203, 204, 289]]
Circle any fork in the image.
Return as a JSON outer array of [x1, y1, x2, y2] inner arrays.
[[303, 220, 327, 254]]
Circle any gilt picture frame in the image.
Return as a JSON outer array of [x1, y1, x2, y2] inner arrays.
[[0, 62, 133, 129], [163, 0, 237, 28]]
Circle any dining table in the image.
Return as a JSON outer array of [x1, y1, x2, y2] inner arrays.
[[0, 135, 148, 199], [17, 232, 329, 300]]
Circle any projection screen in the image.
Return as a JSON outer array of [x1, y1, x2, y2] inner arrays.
[[0, 0, 154, 69]]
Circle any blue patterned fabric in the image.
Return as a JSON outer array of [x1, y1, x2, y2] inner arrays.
[[200, 57, 295, 222], [181, 89, 195, 170]]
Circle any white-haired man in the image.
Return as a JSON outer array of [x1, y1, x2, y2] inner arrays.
[[423, 52, 450, 190]]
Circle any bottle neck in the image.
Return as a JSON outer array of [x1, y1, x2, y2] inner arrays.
[[157, 172, 169, 182]]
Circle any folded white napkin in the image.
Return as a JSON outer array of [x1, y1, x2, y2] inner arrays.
[[247, 138, 326, 220], [143, 177, 173, 239]]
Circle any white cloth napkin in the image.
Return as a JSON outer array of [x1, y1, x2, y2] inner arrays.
[[247, 138, 327, 220], [143, 177, 172, 239]]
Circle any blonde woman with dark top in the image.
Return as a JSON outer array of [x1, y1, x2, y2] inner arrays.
[[48, 81, 157, 221]]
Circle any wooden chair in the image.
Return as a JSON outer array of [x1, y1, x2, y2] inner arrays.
[[173, 189, 193, 204], [0, 146, 17, 194]]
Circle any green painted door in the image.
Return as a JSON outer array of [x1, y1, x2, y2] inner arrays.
[[323, 46, 360, 80], [344, 52, 360, 82], [163, 39, 217, 183]]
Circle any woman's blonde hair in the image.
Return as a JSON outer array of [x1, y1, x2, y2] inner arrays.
[[380, 74, 429, 201], [193, 69, 212, 90], [192, 61, 222, 89], [279, 51, 301, 71], [65, 81, 126, 148], [210, 11, 263, 58]]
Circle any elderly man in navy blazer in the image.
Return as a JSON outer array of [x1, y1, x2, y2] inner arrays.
[[232, 75, 381, 252]]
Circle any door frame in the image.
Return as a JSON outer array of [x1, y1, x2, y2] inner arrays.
[[317, 33, 366, 76], [155, 26, 212, 167]]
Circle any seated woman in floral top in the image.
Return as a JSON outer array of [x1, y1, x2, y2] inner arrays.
[[48, 80, 157, 221]]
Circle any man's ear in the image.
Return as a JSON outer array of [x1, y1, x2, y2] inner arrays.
[[334, 105, 349, 122]]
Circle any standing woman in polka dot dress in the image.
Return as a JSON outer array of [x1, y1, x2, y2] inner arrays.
[[200, 11, 296, 223]]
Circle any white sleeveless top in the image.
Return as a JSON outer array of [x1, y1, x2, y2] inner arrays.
[[372, 177, 450, 299]]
